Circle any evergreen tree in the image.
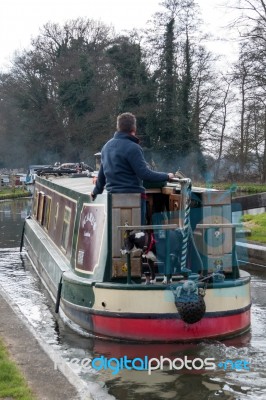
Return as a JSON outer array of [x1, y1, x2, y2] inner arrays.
[[107, 35, 156, 145]]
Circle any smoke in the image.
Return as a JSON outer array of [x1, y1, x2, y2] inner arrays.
[[145, 149, 208, 181]]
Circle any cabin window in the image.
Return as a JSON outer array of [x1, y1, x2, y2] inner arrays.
[[43, 196, 51, 230], [61, 206, 71, 251], [54, 202, 59, 228], [37, 192, 45, 224], [33, 190, 39, 217]]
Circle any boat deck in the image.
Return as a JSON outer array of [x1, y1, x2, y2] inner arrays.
[[42, 175, 216, 196], [44, 176, 95, 194]]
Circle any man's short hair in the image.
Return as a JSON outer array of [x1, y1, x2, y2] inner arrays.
[[117, 112, 136, 133]]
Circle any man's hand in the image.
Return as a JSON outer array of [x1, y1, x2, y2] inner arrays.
[[168, 173, 175, 180], [90, 193, 97, 201]]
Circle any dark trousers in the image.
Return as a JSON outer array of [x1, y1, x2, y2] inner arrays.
[[141, 197, 147, 225]]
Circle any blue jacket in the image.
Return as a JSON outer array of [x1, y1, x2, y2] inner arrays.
[[93, 131, 168, 195]]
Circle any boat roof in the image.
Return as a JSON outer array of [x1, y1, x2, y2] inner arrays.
[[42, 176, 94, 195], [38, 175, 218, 195]]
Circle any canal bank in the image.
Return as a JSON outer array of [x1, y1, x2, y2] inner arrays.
[[233, 192, 266, 270], [0, 187, 32, 201], [236, 240, 266, 270], [0, 287, 83, 400]]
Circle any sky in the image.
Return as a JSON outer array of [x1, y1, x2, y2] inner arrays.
[[0, 0, 237, 71]]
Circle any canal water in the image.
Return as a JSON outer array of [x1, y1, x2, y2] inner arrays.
[[0, 198, 266, 400]]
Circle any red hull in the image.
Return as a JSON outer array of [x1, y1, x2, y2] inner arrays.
[[92, 310, 251, 342]]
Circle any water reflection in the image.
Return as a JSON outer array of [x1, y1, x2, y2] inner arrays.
[[0, 198, 31, 247], [0, 200, 266, 399]]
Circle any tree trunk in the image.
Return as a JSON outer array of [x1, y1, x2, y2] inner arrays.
[[239, 66, 247, 176], [262, 108, 266, 182]]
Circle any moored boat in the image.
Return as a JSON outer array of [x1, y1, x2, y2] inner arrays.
[[23, 175, 251, 342]]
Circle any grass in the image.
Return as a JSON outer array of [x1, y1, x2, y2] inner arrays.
[[193, 181, 266, 243], [0, 187, 31, 200], [194, 182, 266, 194], [0, 338, 36, 400], [241, 213, 266, 244]]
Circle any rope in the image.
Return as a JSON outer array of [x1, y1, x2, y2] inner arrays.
[[180, 179, 192, 272]]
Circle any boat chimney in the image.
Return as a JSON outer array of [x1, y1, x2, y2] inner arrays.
[[94, 152, 101, 171]]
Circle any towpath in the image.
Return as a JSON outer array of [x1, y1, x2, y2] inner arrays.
[[0, 288, 89, 400]]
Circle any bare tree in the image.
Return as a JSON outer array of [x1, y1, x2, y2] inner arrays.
[[226, 0, 266, 181]]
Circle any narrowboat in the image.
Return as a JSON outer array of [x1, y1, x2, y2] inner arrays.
[[23, 175, 251, 342]]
